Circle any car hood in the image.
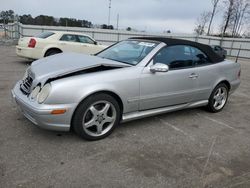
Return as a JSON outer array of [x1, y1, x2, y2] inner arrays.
[[29, 52, 130, 84]]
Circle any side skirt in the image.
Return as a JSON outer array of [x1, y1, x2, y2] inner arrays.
[[122, 100, 208, 123]]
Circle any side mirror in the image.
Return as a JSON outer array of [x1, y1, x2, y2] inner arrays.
[[94, 41, 98, 45], [150, 63, 169, 73]]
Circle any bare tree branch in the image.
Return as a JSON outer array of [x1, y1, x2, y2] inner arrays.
[[207, 0, 220, 35]]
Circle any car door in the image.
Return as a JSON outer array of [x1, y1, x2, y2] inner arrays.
[[190, 46, 220, 101], [139, 45, 198, 110], [58, 34, 82, 53], [77, 35, 101, 55]]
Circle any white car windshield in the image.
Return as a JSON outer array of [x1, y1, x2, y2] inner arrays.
[[97, 40, 158, 65]]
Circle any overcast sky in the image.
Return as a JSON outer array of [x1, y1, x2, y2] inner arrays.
[[1, 0, 223, 34]]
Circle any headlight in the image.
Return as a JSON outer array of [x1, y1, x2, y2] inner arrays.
[[30, 85, 41, 100], [37, 83, 51, 104]]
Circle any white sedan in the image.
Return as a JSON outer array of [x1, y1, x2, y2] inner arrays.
[[16, 31, 107, 59]]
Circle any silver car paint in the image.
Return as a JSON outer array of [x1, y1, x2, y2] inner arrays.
[[12, 41, 241, 131]]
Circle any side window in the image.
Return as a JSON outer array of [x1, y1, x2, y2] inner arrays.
[[153, 45, 194, 70], [77, 35, 95, 44], [191, 47, 210, 66], [60, 34, 78, 42], [214, 46, 222, 51]]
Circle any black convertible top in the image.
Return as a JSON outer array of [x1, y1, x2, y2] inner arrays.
[[130, 37, 224, 63]]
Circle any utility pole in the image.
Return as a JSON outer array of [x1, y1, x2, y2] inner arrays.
[[108, 0, 111, 26], [116, 14, 119, 30]]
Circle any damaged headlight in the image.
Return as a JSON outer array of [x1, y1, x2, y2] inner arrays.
[[37, 83, 51, 104], [30, 85, 41, 100]]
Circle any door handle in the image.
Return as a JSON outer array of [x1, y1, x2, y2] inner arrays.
[[189, 73, 198, 79]]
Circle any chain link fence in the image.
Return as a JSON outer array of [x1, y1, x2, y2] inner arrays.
[[2, 22, 250, 59]]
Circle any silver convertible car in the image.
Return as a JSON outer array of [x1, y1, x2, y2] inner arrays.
[[12, 37, 241, 140]]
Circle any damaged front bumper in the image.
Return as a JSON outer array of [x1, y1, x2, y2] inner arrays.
[[11, 81, 77, 132]]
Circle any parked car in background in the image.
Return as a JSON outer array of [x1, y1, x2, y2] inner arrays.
[[211, 45, 227, 58], [16, 31, 106, 59], [12, 37, 241, 140]]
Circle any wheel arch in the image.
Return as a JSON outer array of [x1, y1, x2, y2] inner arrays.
[[216, 80, 231, 91], [44, 47, 63, 57], [70, 90, 124, 129]]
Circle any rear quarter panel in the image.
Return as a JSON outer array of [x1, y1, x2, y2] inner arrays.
[[195, 60, 240, 101]]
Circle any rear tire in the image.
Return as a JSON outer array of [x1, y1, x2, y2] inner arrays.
[[206, 83, 229, 113], [72, 93, 121, 141]]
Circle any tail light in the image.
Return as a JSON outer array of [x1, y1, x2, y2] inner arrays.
[[28, 38, 36, 48], [238, 70, 241, 78]]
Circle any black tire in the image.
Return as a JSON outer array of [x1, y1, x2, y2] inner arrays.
[[72, 93, 121, 141], [45, 49, 62, 57], [206, 83, 229, 113]]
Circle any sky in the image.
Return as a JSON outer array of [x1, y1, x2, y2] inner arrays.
[[1, 0, 224, 34]]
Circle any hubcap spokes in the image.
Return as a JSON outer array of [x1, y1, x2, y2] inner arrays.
[[82, 101, 116, 136], [213, 87, 227, 110]]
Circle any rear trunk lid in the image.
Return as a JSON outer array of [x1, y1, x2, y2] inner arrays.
[[17, 37, 33, 48]]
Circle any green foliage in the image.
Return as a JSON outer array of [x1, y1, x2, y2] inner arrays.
[[101, 24, 114, 29], [0, 10, 14, 23], [126, 27, 131, 31], [1, 9, 115, 30]]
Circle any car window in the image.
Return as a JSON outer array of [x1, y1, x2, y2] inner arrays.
[[215, 46, 222, 51], [153, 45, 194, 70], [77, 35, 95, 44], [35, 31, 55, 39], [191, 47, 211, 66], [60, 34, 78, 42]]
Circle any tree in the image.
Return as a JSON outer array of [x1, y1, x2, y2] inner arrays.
[[194, 11, 211, 35], [101, 24, 114, 29], [221, 0, 249, 37], [19, 14, 34, 25], [207, 0, 220, 35], [222, 0, 235, 35], [0, 10, 14, 24], [126, 27, 131, 31], [231, 0, 249, 37]]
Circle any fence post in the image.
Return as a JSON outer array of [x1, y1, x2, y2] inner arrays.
[[230, 39, 234, 57], [195, 34, 199, 42], [17, 22, 20, 39], [117, 32, 120, 42]]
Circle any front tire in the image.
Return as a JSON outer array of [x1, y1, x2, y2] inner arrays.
[[72, 93, 121, 141], [206, 83, 229, 113]]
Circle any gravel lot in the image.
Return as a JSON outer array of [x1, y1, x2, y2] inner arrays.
[[0, 45, 250, 188]]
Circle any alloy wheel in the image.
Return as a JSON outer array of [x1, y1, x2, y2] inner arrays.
[[82, 100, 117, 137], [213, 87, 228, 110]]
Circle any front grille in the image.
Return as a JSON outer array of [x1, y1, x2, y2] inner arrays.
[[20, 75, 33, 95]]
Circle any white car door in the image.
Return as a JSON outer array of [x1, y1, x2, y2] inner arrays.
[[57, 34, 82, 53], [77, 35, 103, 55]]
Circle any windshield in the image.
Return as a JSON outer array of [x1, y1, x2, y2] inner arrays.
[[35, 31, 55, 39], [97, 40, 158, 65]]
